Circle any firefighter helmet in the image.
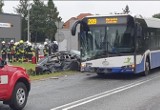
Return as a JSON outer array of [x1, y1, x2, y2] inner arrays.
[[10, 40, 14, 43], [53, 41, 58, 45], [19, 40, 24, 44], [28, 42, 32, 46], [2, 41, 5, 44], [44, 42, 47, 45]]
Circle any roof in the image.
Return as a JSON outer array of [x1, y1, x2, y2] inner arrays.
[[77, 13, 93, 20], [63, 17, 77, 29], [0, 13, 21, 17], [143, 17, 160, 28], [63, 13, 93, 29], [135, 16, 160, 28]]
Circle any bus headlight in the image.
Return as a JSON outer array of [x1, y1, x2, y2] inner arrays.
[[131, 64, 135, 68], [122, 64, 135, 68]]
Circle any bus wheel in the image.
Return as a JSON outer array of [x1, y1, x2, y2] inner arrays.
[[144, 60, 150, 76]]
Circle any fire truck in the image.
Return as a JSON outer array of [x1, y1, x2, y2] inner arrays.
[[0, 23, 30, 110]]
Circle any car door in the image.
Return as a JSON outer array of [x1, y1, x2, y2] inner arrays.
[[0, 61, 9, 98]]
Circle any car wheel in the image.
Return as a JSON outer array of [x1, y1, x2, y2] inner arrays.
[[9, 82, 28, 110]]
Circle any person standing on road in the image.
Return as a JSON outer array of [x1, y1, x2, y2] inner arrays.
[[1, 41, 7, 61], [43, 42, 50, 57]]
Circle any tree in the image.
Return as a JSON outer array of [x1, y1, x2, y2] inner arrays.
[[153, 13, 160, 19], [30, 0, 47, 42], [0, 0, 4, 13], [14, 0, 29, 41], [123, 5, 130, 14], [15, 0, 29, 18], [46, 0, 61, 41], [15, 0, 62, 42]]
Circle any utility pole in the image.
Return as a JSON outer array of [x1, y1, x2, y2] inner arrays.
[[27, 9, 30, 41]]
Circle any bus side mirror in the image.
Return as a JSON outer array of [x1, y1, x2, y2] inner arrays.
[[71, 20, 81, 36]]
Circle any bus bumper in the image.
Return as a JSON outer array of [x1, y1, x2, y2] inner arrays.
[[81, 67, 135, 74]]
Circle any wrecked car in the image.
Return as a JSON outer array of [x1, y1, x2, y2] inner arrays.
[[35, 50, 80, 74]]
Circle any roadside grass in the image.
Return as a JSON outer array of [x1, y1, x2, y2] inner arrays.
[[29, 71, 78, 80], [10, 62, 36, 70], [10, 62, 79, 81]]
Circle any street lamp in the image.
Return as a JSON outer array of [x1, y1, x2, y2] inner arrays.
[[27, 4, 31, 42]]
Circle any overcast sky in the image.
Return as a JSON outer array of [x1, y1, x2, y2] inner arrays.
[[3, 1, 160, 22]]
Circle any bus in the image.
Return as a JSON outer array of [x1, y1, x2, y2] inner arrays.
[[71, 14, 160, 76]]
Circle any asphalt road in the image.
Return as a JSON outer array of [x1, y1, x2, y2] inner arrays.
[[1, 68, 160, 110]]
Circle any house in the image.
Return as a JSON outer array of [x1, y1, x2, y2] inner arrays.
[[0, 13, 21, 44]]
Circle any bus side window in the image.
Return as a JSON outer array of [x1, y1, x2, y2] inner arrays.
[[135, 22, 145, 52]]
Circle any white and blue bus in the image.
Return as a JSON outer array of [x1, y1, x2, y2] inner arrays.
[[71, 14, 160, 76]]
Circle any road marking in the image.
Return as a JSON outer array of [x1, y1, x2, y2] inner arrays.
[[51, 76, 159, 110]]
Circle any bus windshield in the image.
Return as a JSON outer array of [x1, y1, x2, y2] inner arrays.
[[80, 24, 135, 61]]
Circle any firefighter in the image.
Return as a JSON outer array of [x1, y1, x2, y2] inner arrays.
[[18, 40, 25, 63], [6, 42, 12, 62], [24, 41, 29, 61], [14, 42, 19, 62], [51, 41, 58, 53], [43, 42, 49, 57], [1, 41, 7, 61], [10, 40, 15, 62], [26, 42, 33, 62]]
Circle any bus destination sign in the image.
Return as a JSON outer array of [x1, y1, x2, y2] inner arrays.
[[106, 18, 118, 24], [86, 16, 126, 25]]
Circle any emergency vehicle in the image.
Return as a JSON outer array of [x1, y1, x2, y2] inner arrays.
[[0, 58, 30, 110]]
